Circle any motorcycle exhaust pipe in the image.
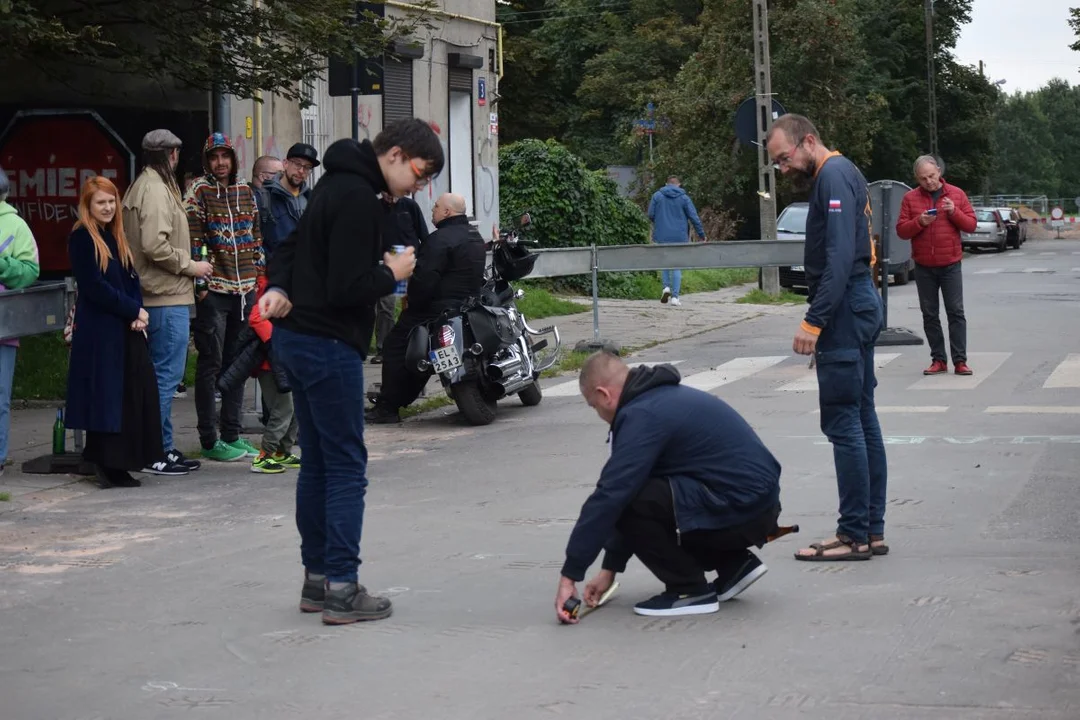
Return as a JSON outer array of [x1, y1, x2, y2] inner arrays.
[[488, 356, 523, 380]]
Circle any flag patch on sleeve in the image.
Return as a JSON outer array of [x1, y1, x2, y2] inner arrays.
[[828, 199, 842, 213]]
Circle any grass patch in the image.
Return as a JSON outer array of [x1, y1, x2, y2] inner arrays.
[[0, 492, 10, 502], [530, 267, 759, 301], [401, 394, 454, 418], [540, 349, 593, 379], [12, 332, 69, 400], [514, 286, 588, 319], [736, 288, 806, 305]]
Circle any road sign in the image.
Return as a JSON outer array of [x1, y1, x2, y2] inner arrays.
[[1051, 206, 1064, 220], [1073, 196, 1080, 211]]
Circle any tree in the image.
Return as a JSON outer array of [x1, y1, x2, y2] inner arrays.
[[990, 92, 1059, 197], [1037, 79, 1080, 199], [0, 0, 433, 104]]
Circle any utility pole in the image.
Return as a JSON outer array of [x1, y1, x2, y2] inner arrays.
[[753, 0, 780, 296], [925, 0, 938, 157]]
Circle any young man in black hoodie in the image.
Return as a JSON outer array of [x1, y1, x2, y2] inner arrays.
[[555, 352, 786, 622], [258, 119, 444, 625]]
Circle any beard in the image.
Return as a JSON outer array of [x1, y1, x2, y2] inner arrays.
[[789, 162, 816, 194]]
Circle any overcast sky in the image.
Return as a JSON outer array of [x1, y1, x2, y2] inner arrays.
[[954, 0, 1079, 93]]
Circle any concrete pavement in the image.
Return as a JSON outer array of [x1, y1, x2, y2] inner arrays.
[[1, 239, 1078, 719]]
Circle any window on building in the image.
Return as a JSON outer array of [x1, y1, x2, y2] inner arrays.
[[301, 72, 331, 184], [448, 67, 474, 216], [383, 58, 415, 127]]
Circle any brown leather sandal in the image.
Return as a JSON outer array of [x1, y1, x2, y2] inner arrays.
[[793, 534, 873, 562], [870, 534, 889, 556]]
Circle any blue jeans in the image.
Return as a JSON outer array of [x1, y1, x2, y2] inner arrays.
[[813, 274, 888, 543], [661, 269, 682, 297], [146, 306, 191, 451], [274, 326, 369, 583], [0, 345, 17, 464]]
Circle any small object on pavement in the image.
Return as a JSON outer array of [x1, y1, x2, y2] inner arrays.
[[563, 596, 582, 620]]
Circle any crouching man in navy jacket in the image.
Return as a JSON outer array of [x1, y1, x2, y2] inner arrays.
[[555, 352, 789, 622]]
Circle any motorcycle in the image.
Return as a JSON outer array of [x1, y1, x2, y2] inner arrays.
[[402, 213, 561, 426]]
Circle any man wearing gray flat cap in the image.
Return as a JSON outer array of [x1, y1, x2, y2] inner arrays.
[[122, 129, 213, 477]]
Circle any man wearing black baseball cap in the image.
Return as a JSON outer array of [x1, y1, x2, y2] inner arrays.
[[255, 142, 319, 258]]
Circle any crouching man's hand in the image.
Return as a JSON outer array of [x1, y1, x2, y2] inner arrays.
[[584, 569, 616, 607], [555, 576, 579, 625]]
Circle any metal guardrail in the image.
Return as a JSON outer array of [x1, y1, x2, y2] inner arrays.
[[520, 240, 806, 346], [0, 279, 74, 341], [527, 240, 804, 279]]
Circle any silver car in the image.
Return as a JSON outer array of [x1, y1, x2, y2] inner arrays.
[[962, 207, 1008, 252]]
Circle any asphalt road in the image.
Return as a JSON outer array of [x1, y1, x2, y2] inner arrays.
[[1, 239, 1078, 720]]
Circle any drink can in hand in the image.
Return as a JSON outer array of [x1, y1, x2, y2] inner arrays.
[[391, 244, 409, 296]]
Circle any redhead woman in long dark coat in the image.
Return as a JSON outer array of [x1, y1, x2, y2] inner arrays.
[[65, 176, 165, 488]]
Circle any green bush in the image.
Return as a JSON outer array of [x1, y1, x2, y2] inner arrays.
[[12, 332, 69, 400], [499, 138, 650, 249]]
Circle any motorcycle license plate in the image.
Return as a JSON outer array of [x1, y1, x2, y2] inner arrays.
[[430, 346, 463, 373]]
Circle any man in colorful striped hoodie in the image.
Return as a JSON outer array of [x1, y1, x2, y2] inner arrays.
[[184, 132, 265, 463]]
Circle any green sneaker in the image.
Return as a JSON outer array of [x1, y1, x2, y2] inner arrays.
[[202, 439, 247, 463], [273, 453, 301, 469], [251, 453, 286, 474], [226, 438, 259, 458]]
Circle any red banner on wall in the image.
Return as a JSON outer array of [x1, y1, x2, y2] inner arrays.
[[0, 111, 134, 274]]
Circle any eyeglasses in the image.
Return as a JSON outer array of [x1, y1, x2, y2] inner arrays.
[[771, 138, 805, 168], [405, 156, 432, 188], [287, 159, 314, 174]]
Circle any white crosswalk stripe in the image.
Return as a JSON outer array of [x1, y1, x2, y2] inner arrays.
[[1043, 353, 1080, 388], [542, 360, 685, 398], [541, 351, 1080, 406], [1022, 268, 1052, 274], [1039, 251, 1057, 256], [681, 356, 788, 392], [973, 268, 1003, 275], [909, 352, 1011, 391], [778, 353, 900, 392]]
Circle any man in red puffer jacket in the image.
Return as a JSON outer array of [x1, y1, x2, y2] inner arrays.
[[895, 155, 977, 376]]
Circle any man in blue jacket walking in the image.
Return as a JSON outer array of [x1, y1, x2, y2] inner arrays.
[[555, 352, 787, 622], [648, 176, 706, 306]]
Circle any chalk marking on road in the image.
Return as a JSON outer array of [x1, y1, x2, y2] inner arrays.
[[986, 406, 1080, 415], [783, 435, 1080, 446], [681, 356, 789, 393], [1044, 354, 1080, 389], [810, 405, 948, 415], [542, 360, 684, 397], [779, 353, 900, 392], [909, 352, 1011, 391], [973, 268, 1004, 275]]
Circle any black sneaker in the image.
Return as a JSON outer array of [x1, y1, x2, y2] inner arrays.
[[365, 406, 401, 425], [167, 449, 201, 471], [142, 459, 190, 476], [715, 552, 768, 602], [633, 588, 719, 617], [322, 583, 393, 625]]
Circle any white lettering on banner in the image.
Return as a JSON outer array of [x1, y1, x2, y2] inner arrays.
[[13, 200, 77, 224], [8, 167, 118, 198]]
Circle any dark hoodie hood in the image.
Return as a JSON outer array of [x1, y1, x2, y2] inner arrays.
[[322, 138, 389, 195], [202, 132, 239, 184], [660, 185, 687, 199], [616, 363, 682, 415]]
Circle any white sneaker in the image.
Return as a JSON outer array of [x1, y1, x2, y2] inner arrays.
[[661, 287, 671, 304], [670, 297, 682, 307]]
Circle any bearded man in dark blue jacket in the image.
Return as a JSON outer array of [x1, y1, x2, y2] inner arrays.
[[555, 352, 786, 622]]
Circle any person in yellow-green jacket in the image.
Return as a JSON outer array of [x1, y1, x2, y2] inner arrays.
[[0, 164, 42, 475]]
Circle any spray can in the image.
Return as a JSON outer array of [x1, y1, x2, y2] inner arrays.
[[391, 245, 408, 296]]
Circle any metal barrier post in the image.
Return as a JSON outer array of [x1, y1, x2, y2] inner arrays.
[[590, 244, 600, 341]]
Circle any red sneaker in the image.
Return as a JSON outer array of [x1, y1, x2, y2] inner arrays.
[[954, 362, 973, 376], [923, 360, 948, 375]]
